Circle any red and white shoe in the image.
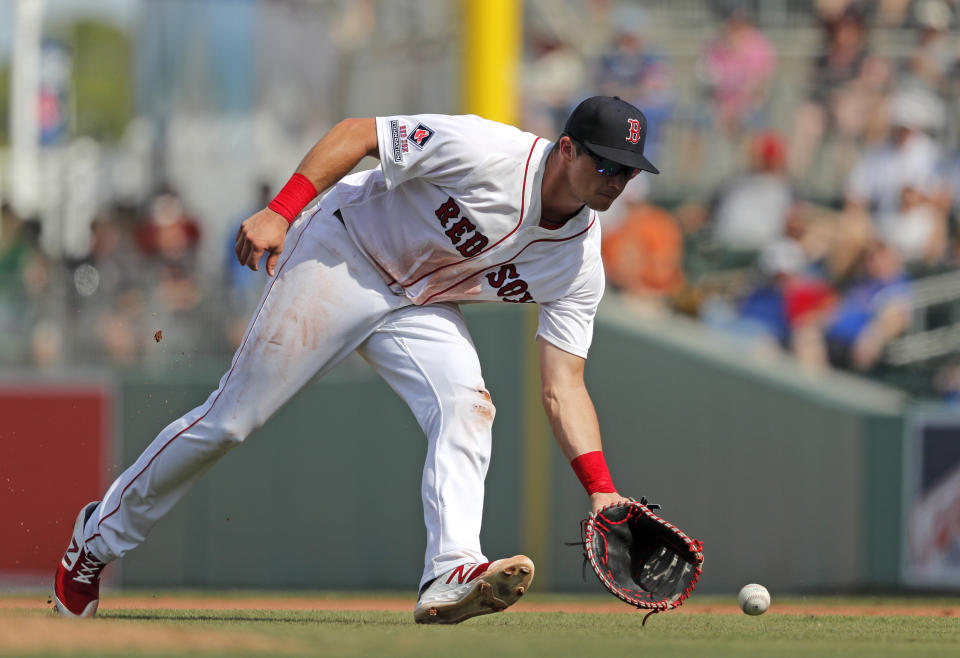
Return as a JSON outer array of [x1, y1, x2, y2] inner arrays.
[[414, 555, 534, 624], [54, 501, 107, 618]]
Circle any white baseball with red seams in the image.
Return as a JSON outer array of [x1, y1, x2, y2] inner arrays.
[[738, 584, 771, 615], [80, 114, 604, 592]]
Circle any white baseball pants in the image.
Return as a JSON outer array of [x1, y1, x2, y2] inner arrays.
[[83, 198, 495, 589]]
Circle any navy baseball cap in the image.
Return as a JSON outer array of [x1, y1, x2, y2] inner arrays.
[[563, 96, 660, 175]]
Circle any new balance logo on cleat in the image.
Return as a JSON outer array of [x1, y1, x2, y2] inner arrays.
[[445, 562, 490, 585], [62, 538, 81, 569], [414, 555, 534, 624]]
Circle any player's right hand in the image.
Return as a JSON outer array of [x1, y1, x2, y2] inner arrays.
[[235, 208, 290, 276]]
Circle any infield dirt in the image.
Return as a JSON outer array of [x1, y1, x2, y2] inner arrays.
[[3, 592, 959, 617]]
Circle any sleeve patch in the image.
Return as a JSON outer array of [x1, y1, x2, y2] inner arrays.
[[390, 119, 409, 163], [408, 122, 436, 150]]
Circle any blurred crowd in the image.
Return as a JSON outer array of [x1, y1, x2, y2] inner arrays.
[[0, 179, 281, 369], [3, 190, 207, 369], [5, 0, 960, 399], [554, 0, 960, 398]]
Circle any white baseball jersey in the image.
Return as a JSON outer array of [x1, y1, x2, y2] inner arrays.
[[334, 113, 605, 358]]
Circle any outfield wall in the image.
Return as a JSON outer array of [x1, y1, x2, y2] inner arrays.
[[102, 300, 907, 594], [3, 300, 909, 593]]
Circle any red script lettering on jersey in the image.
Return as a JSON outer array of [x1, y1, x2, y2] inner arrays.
[[434, 197, 490, 257], [485, 263, 534, 303]]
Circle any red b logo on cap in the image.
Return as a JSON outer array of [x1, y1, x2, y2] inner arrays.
[[626, 118, 642, 144]]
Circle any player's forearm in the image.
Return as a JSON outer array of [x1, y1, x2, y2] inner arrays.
[[541, 382, 603, 461], [543, 384, 620, 498], [294, 117, 380, 194], [538, 335, 619, 497], [266, 118, 380, 224]]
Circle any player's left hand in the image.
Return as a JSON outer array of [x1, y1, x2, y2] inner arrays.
[[235, 208, 290, 276], [578, 499, 704, 618], [589, 491, 631, 514]]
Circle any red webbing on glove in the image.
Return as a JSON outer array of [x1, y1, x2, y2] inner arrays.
[[571, 451, 616, 495], [268, 173, 318, 223]]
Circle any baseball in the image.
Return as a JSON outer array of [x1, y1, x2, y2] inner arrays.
[[738, 584, 770, 615]]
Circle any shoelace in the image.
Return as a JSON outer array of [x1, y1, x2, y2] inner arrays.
[[73, 553, 105, 585]]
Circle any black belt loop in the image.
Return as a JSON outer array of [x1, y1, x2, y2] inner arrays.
[[333, 208, 344, 225]]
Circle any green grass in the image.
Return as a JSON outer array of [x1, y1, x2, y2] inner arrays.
[[3, 602, 959, 658]]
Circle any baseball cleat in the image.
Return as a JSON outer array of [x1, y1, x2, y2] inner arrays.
[[54, 501, 107, 618], [414, 555, 534, 624]]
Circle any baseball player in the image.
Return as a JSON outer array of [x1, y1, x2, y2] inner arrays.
[[54, 96, 659, 623]]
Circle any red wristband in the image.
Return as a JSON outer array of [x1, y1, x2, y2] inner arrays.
[[268, 173, 318, 223], [570, 451, 616, 495]]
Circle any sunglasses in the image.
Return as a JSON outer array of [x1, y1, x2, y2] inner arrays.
[[576, 141, 640, 179]]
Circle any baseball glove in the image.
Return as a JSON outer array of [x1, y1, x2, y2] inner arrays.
[[579, 499, 704, 623]]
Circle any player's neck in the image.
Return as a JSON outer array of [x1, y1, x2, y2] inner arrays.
[[539, 148, 585, 226]]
